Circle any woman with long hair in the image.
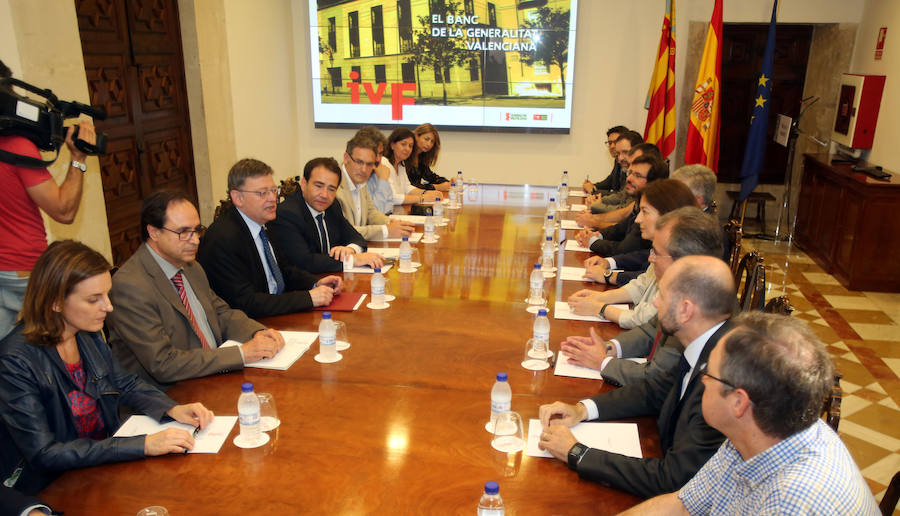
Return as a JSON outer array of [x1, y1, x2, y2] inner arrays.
[[409, 123, 451, 192], [0, 240, 213, 494], [382, 127, 442, 204]]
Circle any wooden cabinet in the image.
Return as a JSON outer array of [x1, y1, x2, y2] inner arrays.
[[795, 154, 900, 292]]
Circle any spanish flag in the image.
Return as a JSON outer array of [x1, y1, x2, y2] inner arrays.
[[684, 0, 723, 172], [643, 0, 676, 159]]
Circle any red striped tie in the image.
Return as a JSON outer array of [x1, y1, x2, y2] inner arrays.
[[171, 271, 211, 350], [647, 329, 663, 361]]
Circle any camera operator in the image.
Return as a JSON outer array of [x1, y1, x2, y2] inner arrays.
[[0, 60, 97, 338]]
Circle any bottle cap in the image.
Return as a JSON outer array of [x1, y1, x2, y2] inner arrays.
[[374, 267, 381, 273], [546, 236, 552, 241], [533, 264, 540, 269], [241, 382, 253, 393], [549, 197, 555, 201], [322, 312, 332, 319], [538, 309, 547, 316], [496, 372, 507, 382], [402, 236, 409, 241], [484, 481, 499, 495]]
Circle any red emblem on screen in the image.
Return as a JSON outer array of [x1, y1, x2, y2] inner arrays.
[[346, 71, 416, 120]]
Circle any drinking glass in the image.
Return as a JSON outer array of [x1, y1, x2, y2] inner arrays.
[[257, 392, 280, 431], [491, 411, 526, 453], [334, 320, 350, 351]]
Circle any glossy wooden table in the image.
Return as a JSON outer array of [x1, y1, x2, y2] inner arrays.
[[40, 185, 659, 515]]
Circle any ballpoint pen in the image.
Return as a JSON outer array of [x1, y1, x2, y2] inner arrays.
[[184, 425, 200, 454]]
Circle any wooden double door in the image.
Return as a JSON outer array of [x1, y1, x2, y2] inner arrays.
[[75, 0, 198, 265]]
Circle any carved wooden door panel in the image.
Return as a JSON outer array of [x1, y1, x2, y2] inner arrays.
[[75, 0, 198, 265]]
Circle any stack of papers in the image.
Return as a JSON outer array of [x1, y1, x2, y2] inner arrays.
[[221, 330, 318, 370], [564, 240, 591, 252], [390, 215, 449, 225], [559, 219, 584, 230], [553, 301, 627, 322], [568, 190, 587, 198], [567, 204, 587, 212], [559, 266, 595, 282], [526, 419, 642, 458], [369, 232, 423, 243], [345, 263, 393, 274], [553, 351, 604, 379], [114, 416, 238, 453]]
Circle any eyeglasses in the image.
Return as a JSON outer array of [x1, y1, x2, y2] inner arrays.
[[628, 169, 648, 180], [701, 370, 737, 390], [238, 187, 281, 199], [161, 225, 207, 241], [649, 247, 672, 259], [349, 155, 379, 168]]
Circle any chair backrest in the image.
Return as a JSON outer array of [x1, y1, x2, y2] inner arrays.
[[880, 470, 900, 516], [824, 371, 842, 432], [763, 295, 794, 315], [735, 251, 765, 311], [723, 219, 743, 275], [280, 176, 301, 200], [213, 196, 233, 221]]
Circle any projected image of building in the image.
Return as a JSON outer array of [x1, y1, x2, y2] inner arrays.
[[315, 0, 572, 107]]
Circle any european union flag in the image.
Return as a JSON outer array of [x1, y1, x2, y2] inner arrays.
[[739, 0, 777, 201]]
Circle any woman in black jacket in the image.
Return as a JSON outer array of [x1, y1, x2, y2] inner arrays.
[[409, 123, 451, 192], [0, 240, 213, 494]]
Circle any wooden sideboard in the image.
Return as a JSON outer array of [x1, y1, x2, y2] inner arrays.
[[795, 154, 900, 292]]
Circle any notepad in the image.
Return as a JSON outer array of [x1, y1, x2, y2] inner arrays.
[[221, 330, 318, 370], [553, 301, 627, 322], [526, 419, 642, 459], [559, 219, 583, 230], [553, 350, 604, 380], [344, 263, 393, 274], [559, 266, 595, 282], [567, 204, 587, 212], [312, 292, 366, 312], [564, 240, 591, 252], [567, 190, 587, 198], [390, 215, 449, 225], [369, 232, 423, 243], [114, 415, 238, 454]]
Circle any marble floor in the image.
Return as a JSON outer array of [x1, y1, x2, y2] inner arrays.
[[744, 237, 900, 511]]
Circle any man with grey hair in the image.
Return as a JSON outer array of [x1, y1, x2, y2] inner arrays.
[[564, 207, 727, 386], [672, 164, 717, 214], [620, 312, 879, 515], [539, 256, 734, 498]]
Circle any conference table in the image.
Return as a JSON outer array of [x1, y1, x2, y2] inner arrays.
[[40, 185, 660, 515]]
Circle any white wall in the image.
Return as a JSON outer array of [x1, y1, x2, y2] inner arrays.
[[850, 0, 900, 172]]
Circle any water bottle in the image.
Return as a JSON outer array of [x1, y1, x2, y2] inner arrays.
[[546, 197, 556, 218], [238, 382, 261, 443], [433, 197, 444, 219], [319, 311, 336, 358], [533, 308, 550, 353], [424, 213, 436, 240], [543, 215, 556, 241], [558, 182, 569, 209], [371, 267, 386, 305], [449, 183, 458, 205], [528, 264, 543, 303], [399, 236, 412, 270], [477, 481, 505, 515], [541, 236, 555, 270], [560, 169, 568, 185], [456, 170, 465, 194], [490, 373, 512, 426]]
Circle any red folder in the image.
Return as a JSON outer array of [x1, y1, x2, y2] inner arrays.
[[312, 291, 365, 312]]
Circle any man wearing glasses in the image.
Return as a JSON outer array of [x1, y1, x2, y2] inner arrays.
[[197, 158, 343, 318], [108, 191, 285, 390], [336, 134, 415, 240], [538, 255, 734, 498], [620, 312, 879, 515]]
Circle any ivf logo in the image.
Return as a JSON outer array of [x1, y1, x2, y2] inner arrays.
[[346, 71, 416, 120]]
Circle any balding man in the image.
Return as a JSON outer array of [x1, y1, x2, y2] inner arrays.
[[538, 256, 735, 498], [620, 313, 880, 515]]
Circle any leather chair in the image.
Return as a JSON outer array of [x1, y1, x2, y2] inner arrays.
[[723, 219, 743, 276], [823, 371, 842, 432], [735, 251, 766, 312]]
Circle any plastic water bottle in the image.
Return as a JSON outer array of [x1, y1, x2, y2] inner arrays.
[[533, 308, 550, 352], [558, 182, 569, 209], [449, 183, 458, 205], [238, 382, 261, 443], [371, 267, 386, 306], [528, 264, 543, 303], [546, 196, 556, 218], [543, 214, 555, 239], [318, 311, 336, 358], [424, 213, 435, 240], [490, 373, 512, 426], [477, 481, 505, 515], [541, 236, 555, 270], [456, 170, 465, 194], [433, 198, 444, 219], [399, 236, 412, 270], [560, 169, 568, 185]]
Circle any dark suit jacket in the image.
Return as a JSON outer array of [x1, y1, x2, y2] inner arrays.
[[197, 206, 320, 318], [601, 317, 682, 387], [0, 486, 49, 513], [592, 162, 626, 195], [407, 163, 448, 190], [268, 191, 367, 273], [589, 206, 651, 257], [609, 248, 650, 286], [575, 319, 734, 498], [108, 244, 264, 391]]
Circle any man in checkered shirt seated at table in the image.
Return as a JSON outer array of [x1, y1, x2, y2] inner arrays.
[[618, 312, 880, 516]]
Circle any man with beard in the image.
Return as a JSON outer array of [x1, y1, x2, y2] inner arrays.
[[537, 256, 735, 498]]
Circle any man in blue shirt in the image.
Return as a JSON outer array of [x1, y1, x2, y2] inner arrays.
[[619, 312, 879, 515]]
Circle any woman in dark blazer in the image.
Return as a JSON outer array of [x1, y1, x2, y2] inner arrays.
[[0, 240, 213, 494]]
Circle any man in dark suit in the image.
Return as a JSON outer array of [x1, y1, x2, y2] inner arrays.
[[582, 125, 628, 194], [198, 158, 343, 318], [538, 255, 735, 498], [0, 485, 51, 515], [108, 191, 285, 391], [268, 157, 383, 273]]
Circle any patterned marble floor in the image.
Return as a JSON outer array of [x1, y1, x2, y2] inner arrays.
[[744, 237, 900, 511]]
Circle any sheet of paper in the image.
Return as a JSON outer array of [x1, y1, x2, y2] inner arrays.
[[564, 240, 591, 252], [390, 215, 450, 225], [221, 330, 318, 370], [114, 415, 238, 454], [345, 263, 393, 274], [567, 204, 587, 212], [368, 247, 400, 258], [526, 419, 642, 459], [352, 294, 367, 310], [559, 266, 594, 282], [553, 301, 627, 322], [553, 350, 604, 379], [559, 219, 584, 230], [369, 232, 423, 243], [568, 190, 587, 198]]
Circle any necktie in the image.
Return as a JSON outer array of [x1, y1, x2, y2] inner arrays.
[[316, 213, 329, 253], [259, 227, 285, 294], [677, 355, 692, 398], [171, 271, 211, 350], [647, 329, 663, 361]]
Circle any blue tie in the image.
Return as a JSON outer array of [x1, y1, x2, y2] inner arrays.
[[259, 227, 285, 294], [316, 213, 329, 253]]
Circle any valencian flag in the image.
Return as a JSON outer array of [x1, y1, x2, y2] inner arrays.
[[643, 0, 676, 158], [739, 0, 777, 201], [684, 0, 723, 171]]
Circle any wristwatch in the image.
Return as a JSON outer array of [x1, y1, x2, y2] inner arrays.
[[603, 269, 613, 284], [567, 442, 589, 470], [599, 303, 610, 318], [70, 160, 87, 172]]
